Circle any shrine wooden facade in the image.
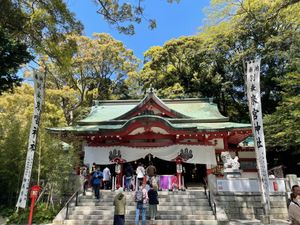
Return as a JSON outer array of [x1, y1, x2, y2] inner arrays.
[[49, 89, 257, 177]]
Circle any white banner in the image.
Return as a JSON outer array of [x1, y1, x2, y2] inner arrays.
[[16, 73, 45, 209], [84, 144, 217, 166], [246, 59, 270, 213]]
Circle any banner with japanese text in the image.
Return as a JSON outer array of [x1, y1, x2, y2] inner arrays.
[[16, 73, 45, 209], [246, 59, 270, 213]]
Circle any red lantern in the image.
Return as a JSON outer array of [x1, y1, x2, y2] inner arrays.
[[28, 185, 41, 225], [30, 185, 41, 199], [273, 181, 278, 192]]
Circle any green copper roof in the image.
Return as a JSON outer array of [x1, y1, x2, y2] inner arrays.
[[80, 102, 137, 123], [48, 118, 250, 134], [79, 96, 227, 123], [47, 91, 251, 134], [165, 100, 226, 120]]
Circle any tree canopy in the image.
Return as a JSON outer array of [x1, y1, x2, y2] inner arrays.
[[94, 0, 180, 35], [0, 0, 82, 95], [45, 33, 139, 125]]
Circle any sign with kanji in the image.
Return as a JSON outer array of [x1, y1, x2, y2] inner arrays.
[[246, 59, 270, 214], [16, 73, 45, 209]]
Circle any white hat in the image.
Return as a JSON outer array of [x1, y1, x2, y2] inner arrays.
[[116, 187, 124, 194]]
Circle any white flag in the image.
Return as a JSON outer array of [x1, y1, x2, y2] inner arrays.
[[246, 59, 270, 214], [16, 73, 45, 209]]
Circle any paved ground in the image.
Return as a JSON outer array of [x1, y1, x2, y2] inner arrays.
[[0, 215, 289, 225], [228, 219, 290, 225]]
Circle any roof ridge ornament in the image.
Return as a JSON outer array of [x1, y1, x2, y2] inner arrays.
[[146, 85, 156, 94]]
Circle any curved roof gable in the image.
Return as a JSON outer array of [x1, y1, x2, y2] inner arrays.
[[114, 89, 188, 120], [79, 90, 228, 124]]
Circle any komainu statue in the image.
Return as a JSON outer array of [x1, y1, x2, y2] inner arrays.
[[220, 151, 240, 170]]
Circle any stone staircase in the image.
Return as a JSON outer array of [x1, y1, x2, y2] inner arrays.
[[60, 188, 217, 225]]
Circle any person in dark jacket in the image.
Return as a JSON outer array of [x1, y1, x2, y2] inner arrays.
[[148, 184, 159, 220], [113, 187, 126, 225], [92, 167, 103, 201], [124, 163, 134, 191]]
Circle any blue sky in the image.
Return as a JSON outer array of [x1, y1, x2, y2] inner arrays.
[[67, 0, 211, 60]]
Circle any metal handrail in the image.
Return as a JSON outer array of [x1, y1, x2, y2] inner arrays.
[[64, 188, 81, 220], [207, 190, 217, 219]]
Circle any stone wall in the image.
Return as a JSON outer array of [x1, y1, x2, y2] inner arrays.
[[214, 192, 288, 220]]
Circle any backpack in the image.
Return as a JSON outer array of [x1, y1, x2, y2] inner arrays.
[[135, 190, 143, 203]]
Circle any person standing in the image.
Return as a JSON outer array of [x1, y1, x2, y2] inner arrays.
[[146, 161, 156, 182], [113, 187, 126, 225], [103, 166, 111, 190], [81, 166, 88, 195], [124, 163, 134, 191], [288, 185, 300, 207], [135, 181, 148, 225], [288, 192, 300, 225], [136, 163, 145, 184], [148, 184, 159, 221], [92, 167, 103, 201]]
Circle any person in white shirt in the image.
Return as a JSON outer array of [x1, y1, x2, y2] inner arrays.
[[136, 163, 145, 184], [103, 166, 111, 190]]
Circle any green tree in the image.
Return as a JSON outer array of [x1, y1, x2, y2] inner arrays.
[[0, 0, 33, 94], [203, 0, 300, 115], [0, 84, 78, 208], [45, 33, 139, 125], [133, 0, 300, 123], [129, 36, 223, 99], [263, 30, 300, 152], [0, 0, 82, 93], [94, 0, 180, 35]]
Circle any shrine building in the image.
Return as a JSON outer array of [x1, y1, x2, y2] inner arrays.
[[48, 89, 258, 185]]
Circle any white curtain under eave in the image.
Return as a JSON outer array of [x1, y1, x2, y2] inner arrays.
[[84, 144, 217, 166]]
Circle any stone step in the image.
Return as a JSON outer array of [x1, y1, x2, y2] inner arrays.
[[77, 201, 211, 206], [80, 194, 207, 201], [70, 209, 214, 216], [82, 193, 207, 199], [84, 190, 206, 195], [70, 205, 213, 211], [60, 189, 217, 225], [63, 219, 218, 225], [68, 214, 215, 220]]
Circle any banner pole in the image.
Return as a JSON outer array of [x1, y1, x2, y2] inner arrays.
[[245, 59, 271, 224], [16, 72, 46, 210]]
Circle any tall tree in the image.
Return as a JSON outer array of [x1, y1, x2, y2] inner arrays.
[[204, 0, 300, 115], [0, 0, 83, 94], [0, 28, 33, 94], [46, 33, 139, 125], [129, 36, 224, 99], [0, 83, 78, 208], [94, 0, 180, 35], [133, 0, 300, 123]]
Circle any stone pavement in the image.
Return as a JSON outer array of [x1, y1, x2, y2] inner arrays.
[[0, 215, 290, 225], [228, 219, 290, 225]]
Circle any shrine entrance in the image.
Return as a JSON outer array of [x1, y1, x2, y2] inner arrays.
[[134, 157, 207, 187], [182, 163, 207, 187]]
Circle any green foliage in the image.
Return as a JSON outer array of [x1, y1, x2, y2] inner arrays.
[[0, 0, 82, 94], [44, 33, 139, 124], [264, 71, 300, 151], [6, 203, 59, 224], [0, 84, 79, 211], [132, 0, 300, 125], [94, 0, 180, 35], [0, 27, 33, 94]]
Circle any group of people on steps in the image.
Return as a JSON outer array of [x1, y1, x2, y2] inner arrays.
[[113, 181, 159, 225], [113, 161, 159, 225], [81, 161, 159, 225]]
